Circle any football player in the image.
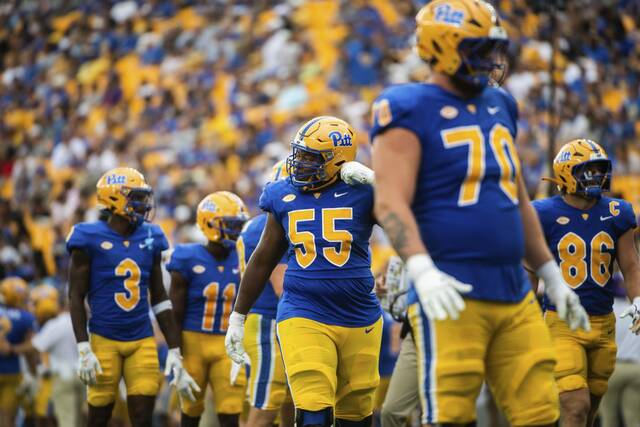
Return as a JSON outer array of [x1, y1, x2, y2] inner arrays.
[[167, 191, 248, 427], [236, 160, 294, 427], [532, 139, 640, 427], [226, 116, 381, 427], [67, 167, 198, 427], [0, 277, 36, 426], [370, 1, 590, 426]]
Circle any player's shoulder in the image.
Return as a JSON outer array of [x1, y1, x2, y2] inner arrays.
[[531, 195, 561, 211], [66, 221, 105, 251], [259, 179, 297, 213], [600, 196, 636, 227], [171, 243, 202, 259], [243, 213, 267, 236], [140, 222, 167, 238]]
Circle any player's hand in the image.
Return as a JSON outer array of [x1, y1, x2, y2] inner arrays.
[[538, 260, 591, 332], [225, 312, 251, 365], [77, 341, 102, 386], [407, 254, 473, 321], [230, 361, 243, 386], [620, 297, 640, 335], [165, 348, 201, 402], [340, 161, 375, 185]]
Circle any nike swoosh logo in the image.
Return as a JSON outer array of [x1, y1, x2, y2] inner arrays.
[[232, 269, 240, 274], [487, 106, 500, 115], [334, 192, 348, 198], [139, 243, 147, 249], [364, 327, 374, 334], [600, 216, 613, 221]]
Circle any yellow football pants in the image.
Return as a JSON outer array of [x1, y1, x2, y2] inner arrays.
[[0, 374, 21, 413], [88, 334, 161, 407], [181, 331, 246, 417], [545, 310, 616, 396], [277, 316, 382, 421], [408, 292, 559, 425]]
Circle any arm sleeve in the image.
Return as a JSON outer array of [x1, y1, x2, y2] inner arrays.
[[369, 86, 422, 142], [153, 226, 170, 257], [258, 184, 274, 214], [616, 201, 637, 235], [165, 248, 187, 279], [65, 224, 88, 254]]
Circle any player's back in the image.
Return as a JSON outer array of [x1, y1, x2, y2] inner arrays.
[[167, 243, 240, 334], [533, 195, 637, 315], [237, 214, 280, 318], [259, 178, 381, 327], [371, 83, 528, 302], [0, 305, 35, 374], [66, 220, 168, 341]]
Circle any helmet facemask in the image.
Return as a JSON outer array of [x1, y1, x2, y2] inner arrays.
[[122, 186, 154, 225], [207, 215, 248, 249], [571, 160, 612, 199], [286, 143, 335, 191], [455, 36, 509, 90]]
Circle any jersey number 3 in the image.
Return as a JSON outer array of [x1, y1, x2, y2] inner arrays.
[[442, 124, 520, 206], [288, 208, 353, 268], [114, 258, 141, 311]]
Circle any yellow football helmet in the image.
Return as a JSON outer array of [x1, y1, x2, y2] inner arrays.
[[30, 284, 60, 324], [547, 139, 612, 198], [96, 167, 153, 225], [286, 116, 357, 191], [269, 159, 290, 182], [0, 277, 28, 308], [415, 0, 508, 88], [197, 191, 249, 247]]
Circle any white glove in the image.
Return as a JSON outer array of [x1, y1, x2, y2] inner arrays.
[[225, 312, 251, 365], [230, 361, 243, 386], [407, 254, 473, 321], [77, 341, 102, 386], [538, 260, 591, 331], [620, 296, 640, 335], [340, 161, 375, 185], [165, 348, 201, 402]]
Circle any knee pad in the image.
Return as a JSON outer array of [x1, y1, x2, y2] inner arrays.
[[296, 407, 333, 427], [335, 415, 373, 426]]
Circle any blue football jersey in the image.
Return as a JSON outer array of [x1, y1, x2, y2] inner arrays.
[[237, 214, 282, 319], [66, 221, 168, 341], [0, 305, 36, 374], [166, 244, 240, 334], [259, 178, 381, 327], [533, 196, 637, 315], [370, 83, 529, 303]]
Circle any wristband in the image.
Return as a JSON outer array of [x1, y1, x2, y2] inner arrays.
[[152, 300, 173, 315]]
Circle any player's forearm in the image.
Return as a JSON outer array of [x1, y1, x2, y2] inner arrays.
[[374, 198, 426, 261], [69, 295, 89, 343], [156, 310, 180, 349], [234, 254, 277, 315]]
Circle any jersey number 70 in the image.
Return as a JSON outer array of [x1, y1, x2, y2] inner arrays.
[[441, 124, 521, 206]]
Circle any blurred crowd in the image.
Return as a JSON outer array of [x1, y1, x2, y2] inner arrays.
[[0, 0, 639, 286]]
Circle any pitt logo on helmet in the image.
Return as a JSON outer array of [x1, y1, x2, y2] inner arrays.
[[434, 4, 464, 26], [329, 131, 353, 147]]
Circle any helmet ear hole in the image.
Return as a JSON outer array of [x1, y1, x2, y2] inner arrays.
[[432, 40, 443, 54]]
